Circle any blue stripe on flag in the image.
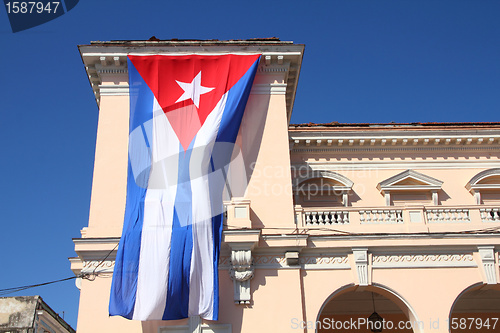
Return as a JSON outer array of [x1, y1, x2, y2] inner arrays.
[[163, 143, 194, 319], [211, 57, 260, 177], [211, 214, 223, 320], [216, 57, 260, 143], [208, 56, 260, 320], [109, 59, 155, 319]]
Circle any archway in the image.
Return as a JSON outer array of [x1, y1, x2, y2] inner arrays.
[[316, 284, 420, 333], [449, 283, 500, 333]]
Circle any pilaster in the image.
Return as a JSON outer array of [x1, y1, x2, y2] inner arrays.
[[478, 246, 498, 285], [353, 248, 370, 286]]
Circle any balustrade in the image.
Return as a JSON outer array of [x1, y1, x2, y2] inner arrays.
[[303, 211, 349, 225], [293, 206, 500, 228], [425, 209, 470, 223], [480, 208, 500, 222], [359, 209, 403, 224]]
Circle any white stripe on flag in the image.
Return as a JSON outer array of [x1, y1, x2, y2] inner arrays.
[[133, 98, 180, 320], [188, 93, 229, 319]]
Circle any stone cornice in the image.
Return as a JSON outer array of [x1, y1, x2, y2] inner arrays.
[[290, 132, 500, 150], [310, 233, 500, 240], [289, 123, 500, 131], [79, 42, 304, 115], [80, 39, 303, 53], [307, 234, 500, 250], [73, 237, 119, 261], [293, 160, 500, 171]]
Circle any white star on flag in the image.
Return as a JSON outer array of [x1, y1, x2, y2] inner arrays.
[[175, 71, 214, 108]]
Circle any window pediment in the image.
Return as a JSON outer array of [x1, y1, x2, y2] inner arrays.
[[294, 171, 353, 207], [466, 168, 500, 192], [377, 170, 443, 206], [466, 169, 500, 204], [295, 170, 354, 192], [377, 170, 443, 193]]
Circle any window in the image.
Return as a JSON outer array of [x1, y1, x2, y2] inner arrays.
[[294, 170, 353, 207], [466, 168, 500, 204]]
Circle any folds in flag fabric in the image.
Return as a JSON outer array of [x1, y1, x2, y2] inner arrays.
[[109, 54, 261, 321]]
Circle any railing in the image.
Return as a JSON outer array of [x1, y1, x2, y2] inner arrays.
[[480, 208, 500, 222], [295, 205, 500, 231], [425, 209, 470, 223], [359, 209, 403, 224], [304, 211, 349, 225]]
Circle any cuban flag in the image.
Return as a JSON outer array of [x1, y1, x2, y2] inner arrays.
[[109, 54, 261, 321]]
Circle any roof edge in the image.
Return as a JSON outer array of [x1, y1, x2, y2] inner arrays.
[[81, 37, 299, 48], [290, 121, 500, 129]]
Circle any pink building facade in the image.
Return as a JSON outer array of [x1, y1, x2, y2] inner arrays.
[[71, 39, 500, 333]]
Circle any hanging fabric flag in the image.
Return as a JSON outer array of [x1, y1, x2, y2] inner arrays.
[[109, 54, 261, 321]]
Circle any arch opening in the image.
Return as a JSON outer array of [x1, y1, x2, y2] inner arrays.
[[449, 284, 500, 333], [294, 171, 354, 207], [315, 285, 420, 333]]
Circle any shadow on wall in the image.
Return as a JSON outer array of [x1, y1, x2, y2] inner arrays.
[[239, 94, 271, 229]]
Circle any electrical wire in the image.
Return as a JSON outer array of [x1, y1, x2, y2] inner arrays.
[[0, 276, 80, 296], [224, 223, 500, 237], [223, 224, 356, 235], [2, 222, 498, 296], [0, 243, 119, 296], [84, 242, 119, 281]]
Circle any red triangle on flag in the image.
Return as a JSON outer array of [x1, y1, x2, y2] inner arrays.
[[128, 54, 260, 150]]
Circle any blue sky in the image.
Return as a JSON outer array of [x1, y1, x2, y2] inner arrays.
[[0, 0, 499, 328]]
